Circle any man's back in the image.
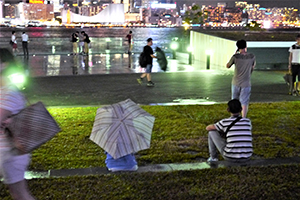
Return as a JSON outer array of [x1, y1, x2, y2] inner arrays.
[[231, 52, 255, 87]]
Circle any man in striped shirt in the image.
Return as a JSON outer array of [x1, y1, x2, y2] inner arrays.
[[206, 99, 253, 163]]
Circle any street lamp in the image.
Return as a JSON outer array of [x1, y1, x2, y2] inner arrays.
[[106, 38, 111, 49], [170, 41, 179, 59], [187, 46, 193, 65], [205, 50, 212, 70]]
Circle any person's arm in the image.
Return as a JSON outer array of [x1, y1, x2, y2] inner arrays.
[[206, 124, 217, 131], [150, 54, 157, 58], [288, 52, 293, 73], [251, 60, 256, 73], [226, 55, 234, 68]]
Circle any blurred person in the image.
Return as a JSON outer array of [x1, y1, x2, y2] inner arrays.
[[288, 34, 300, 96], [11, 31, 19, 55], [71, 31, 79, 55], [125, 31, 132, 53], [137, 38, 157, 87], [81, 31, 90, 55], [105, 152, 138, 172], [22, 32, 29, 58], [0, 48, 35, 200], [206, 99, 252, 163], [226, 39, 256, 118]]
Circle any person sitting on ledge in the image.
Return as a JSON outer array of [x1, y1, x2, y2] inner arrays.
[[206, 99, 253, 163], [105, 152, 138, 172]]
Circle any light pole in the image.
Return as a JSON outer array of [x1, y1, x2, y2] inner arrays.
[[205, 50, 212, 70], [187, 46, 193, 65], [106, 38, 111, 49], [170, 37, 179, 59]]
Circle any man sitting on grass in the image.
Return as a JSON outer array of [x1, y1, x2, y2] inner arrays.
[[206, 99, 253, 163]]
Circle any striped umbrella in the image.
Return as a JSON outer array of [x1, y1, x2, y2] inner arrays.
[[90, 99, 155, 159]]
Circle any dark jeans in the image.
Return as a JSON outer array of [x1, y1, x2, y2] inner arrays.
[[22, 42, 29, 57]]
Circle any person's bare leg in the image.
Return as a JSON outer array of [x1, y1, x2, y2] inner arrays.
[[140, 73, 147, 79], [146, 73, 151, 82], [242, 105, 248, 118], [8, 180, 35, 200]]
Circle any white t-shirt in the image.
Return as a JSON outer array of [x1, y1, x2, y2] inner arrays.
[[22, 33, 28, 42], [0, 85, 25, 150], [11, 35, 17, 44], [289, 43, 300, 64]]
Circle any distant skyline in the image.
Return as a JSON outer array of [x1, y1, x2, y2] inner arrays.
[[175, 0, 300, 9]]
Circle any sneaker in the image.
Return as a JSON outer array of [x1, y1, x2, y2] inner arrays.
[[207, 157, 218, 162], [147, 81, 155, 87], [137, 78, 143, 85]]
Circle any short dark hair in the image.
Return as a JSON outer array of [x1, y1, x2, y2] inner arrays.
[[81, 31, 85, 34], [147, 38, 153, 43], [23, 32, 25, 34], [236, 39, 247, 50], [227, 99, 242, 114], [129, 31, 132, 34], [12, 31, 15, 34]]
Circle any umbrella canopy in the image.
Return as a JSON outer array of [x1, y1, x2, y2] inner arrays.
[[90, 99, 155, 159]]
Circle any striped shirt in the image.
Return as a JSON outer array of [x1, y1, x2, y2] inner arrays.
[[0, 85, 26, 150], [215, 116, 253, 160]]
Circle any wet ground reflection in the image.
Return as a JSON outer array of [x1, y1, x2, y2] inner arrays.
[[22, 52, 207, 77]]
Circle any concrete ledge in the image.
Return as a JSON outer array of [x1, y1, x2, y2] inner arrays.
[[24, 157, 300, 179]]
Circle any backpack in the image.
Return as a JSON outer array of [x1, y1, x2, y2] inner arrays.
[[139, 52, 147, 68]]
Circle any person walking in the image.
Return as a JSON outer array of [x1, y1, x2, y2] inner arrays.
[[22, 32, 29, 58], [226, 39, 256, 118], [71, 31, 79, 55], [126, 31, 132, 53], [81, 31, 90, 55], [137, 38, 157, 87], [206, 99, 253, 163], [288, 34, 300, 96], [0, 48, 35, 200], [11, 31, 19, 55]]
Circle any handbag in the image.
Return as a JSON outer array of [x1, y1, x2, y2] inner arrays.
[[9, 40, 14, 45], [219, 116, 242, 138], [5, 101, 61, 154]]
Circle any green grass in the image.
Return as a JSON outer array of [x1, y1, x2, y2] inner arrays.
[[1, 102, 300, 199], [29, 101, 300, 170], [1, 165, 300, 199]]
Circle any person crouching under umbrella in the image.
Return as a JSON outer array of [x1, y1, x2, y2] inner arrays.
[[105, 152, 138, 172]]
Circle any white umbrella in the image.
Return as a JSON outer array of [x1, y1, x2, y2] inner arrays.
[[90, 99, 155, 159]]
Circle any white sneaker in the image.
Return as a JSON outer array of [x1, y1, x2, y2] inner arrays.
[[207, 157, 218, 162], [108, 165, 138, 172]]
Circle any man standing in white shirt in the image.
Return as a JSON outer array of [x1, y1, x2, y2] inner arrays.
[[288, 34, 300, 96], [22, 32, 29, 58]]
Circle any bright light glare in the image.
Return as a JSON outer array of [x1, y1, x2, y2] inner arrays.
[[171, 42, 178, 50], [8, 73, 26, 87], [205, 50, 213, 55], [187, 46, 193, 52]]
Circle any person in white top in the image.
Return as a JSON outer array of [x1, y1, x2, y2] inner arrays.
[[22, 32, 29, 58], [11, 31, 19, 55], [0, 48, 35, 200], [288, 34, 300, 96]]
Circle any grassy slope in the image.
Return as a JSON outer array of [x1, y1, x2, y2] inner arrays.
[[29, 101, 300, 170], [0, 102, 299, 199]]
